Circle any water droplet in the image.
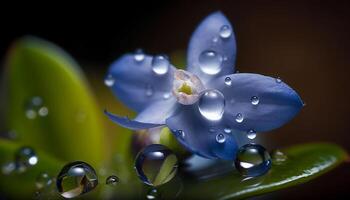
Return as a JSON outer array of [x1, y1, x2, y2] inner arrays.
[[106, 175, 119, 186], [224, 128, 232, 134], [56, 161, 98, 198], [146, 188, 159, 199], [163, 92, 171, 100], [271, 149, 287, 164], [2, 162, 16, 175], [36, 172, 52, 189], [198, 50, 223, 75], [216, 133, 226, 143], [15, 147, 38, 172], [146, 84, 153, 97], [198, 90, 225, 121], [152, 55, 169, 75], [276, 77, 282, 83], [38, 106, 49, 117], [104, 74, 115, 87], [224, 77, 232, 86], [26, 109, 37, 119], [235, 113, 244, 123], [247, 130, 257, 139], [134, 144, 178, 186], [234, 144, 271, 177], [250, 96, 259, 105], [219, 25, 232, 39], [134, 49, 145, 62]]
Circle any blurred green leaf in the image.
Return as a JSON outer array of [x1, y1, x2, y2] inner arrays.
[[5, 37, 106, 167], [0, 139, 63, 198], [180, 143, 348, 199]]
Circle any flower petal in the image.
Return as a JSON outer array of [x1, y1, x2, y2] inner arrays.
[[187, 11, 236, 84], [208, 73, 303, 132], [166, 105, 238, 160], [104, 110, 162, 130], [107, 54, 176, 112]]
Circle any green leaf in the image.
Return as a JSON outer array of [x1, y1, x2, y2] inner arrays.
[[179, 143, 348, 199], [0, 139, 63, 198], [5, 37, 106, 166]]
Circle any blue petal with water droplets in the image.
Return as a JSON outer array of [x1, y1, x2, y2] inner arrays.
[[208, 73, 303, 132], [107, 54, 176, 112], [104, 110, 163, 130], [187, 11, 236, 84], [166, 105, 239, 160]]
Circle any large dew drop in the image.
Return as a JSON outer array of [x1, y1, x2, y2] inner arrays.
[[152, 55, 169, 75], [15, 146, 38, 172], [56, 161, 98, 199], [198, 50, 223, 75], [234, 144, 271, 177], [134, 144, 178, 187], [198, 90, 225, 121]]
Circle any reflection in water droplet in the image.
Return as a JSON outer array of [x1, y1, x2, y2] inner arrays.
[[198, 90, 225, 121], [251, 96, 259, 105], [36, 172, 52, 189], [219, 25, 232, 39], [216, 133, 226, 143], [104, 74, 115, 87], [146, 188, 159, 199], [106, 175, 119, 186], [2, 162, 16, 175], [224, 77, 232, 86], [247, 130, 257, 140], [199, 50, 223, 75], [235, 144, 271, 177], [15, 147, 38, 172], [235, 113, 244, 123], [146, 84, 153, 97], [56, 161, 98, 198], [152, 55, 169, 75], [134, 49, 145, 62], [134, 144, 178, 186], [271, 149, 288, 164]]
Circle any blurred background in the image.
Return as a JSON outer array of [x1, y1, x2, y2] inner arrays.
[[1, 0, 349, 199]]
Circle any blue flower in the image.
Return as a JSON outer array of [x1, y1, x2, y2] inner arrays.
[[105, 12, 303, 160]]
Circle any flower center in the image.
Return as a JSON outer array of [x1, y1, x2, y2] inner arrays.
[[172, 70, 205, 105]]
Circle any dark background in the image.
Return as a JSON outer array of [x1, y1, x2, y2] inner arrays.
[[1, 0, 349, 199]]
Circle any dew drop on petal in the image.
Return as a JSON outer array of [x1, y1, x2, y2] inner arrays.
[[104, 74, 115, 87], [146, 188, 159, 199], [247, 130, 257, 140], [216, 133, 226, 143], [198, 90, 225, 121], [235, 113, 244, 123], [106, 175, 119, 186], [219, 25, 232, 39], [15, 146, 38, 172], [134, 49, 145, 62], [235, 144, 271, 177], [36, 172, 52, 189], [152, 55, 169, 75], [224, 128, 232, 134], [276, 77, 282, 83], [56, 161, 98, 199], [134, 144, 178, 187], [224, 77, 232, 86], [198, 50, 223, 75], [250, 96, 259, 105]]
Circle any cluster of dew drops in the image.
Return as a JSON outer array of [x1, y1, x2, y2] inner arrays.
[[0, 25, 288, 199]]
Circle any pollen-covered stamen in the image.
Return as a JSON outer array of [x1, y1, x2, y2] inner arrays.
[[172, 70, 205, 105]]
